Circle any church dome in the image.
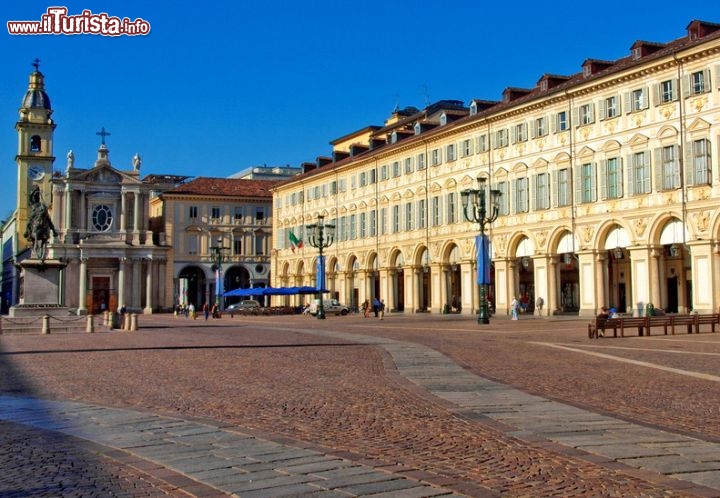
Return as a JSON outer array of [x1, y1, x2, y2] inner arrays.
[[22, 70, 52, 110]]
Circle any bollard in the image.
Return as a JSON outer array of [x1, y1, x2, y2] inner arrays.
[[123, 313, 131, 331], [130, 313, 138, 331], [86, 315, 94, 333], [42, 314, 50, 334], [103, 310, 109, 327]]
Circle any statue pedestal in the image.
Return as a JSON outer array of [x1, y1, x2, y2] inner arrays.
[[9, 258, 69, 318]]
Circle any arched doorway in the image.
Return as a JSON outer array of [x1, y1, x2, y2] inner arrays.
[[178, 266, 206, 309], [368, 253, 380, 299], [556, 231, 579, 313], [347, 256, 359, 310], [447, 245, 461, 313], [660, 219, 691, 313], [604, 224, 631, 313], [418, 247, 431, 312], [224, 265, 251, 306], [515, 237, 534, 314], [390, 251, 405, 312]]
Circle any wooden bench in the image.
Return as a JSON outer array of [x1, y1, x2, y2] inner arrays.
[[647, 315, 672, 335], [671, 313, 720, 334], [620, 316, 648, 337], [589, 313, 720, 338], [588, 317, 620, 338], [670, 314, 696, 335], [694, 313, 720, 333]]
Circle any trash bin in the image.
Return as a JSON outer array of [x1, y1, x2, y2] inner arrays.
[[645, 303, 655, 317], [110, 312, 122, 330]]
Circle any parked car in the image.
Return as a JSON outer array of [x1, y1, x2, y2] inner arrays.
[[308, 298, 349, 316], [226, 300, 261, 312]]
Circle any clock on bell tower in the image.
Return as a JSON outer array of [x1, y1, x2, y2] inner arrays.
[[16, 59, 56, 251]]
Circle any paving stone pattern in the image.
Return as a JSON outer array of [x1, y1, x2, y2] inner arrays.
[[303, 326, 720, 493], [0, 395, 458, 497], [2, 315, 720, 497]]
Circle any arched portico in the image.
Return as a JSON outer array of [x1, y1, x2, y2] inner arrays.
[[177, 265, 206, 310], [388, 250, 405, 312]]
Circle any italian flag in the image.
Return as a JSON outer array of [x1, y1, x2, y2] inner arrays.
[[289, 230, 303, 253]]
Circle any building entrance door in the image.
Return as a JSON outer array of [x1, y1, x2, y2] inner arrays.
[[91, 277, 110, 314]]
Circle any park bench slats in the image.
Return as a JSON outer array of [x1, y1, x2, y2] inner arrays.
[[589, 313, 719, 339]]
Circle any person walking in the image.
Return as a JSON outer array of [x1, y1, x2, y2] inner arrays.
[[362, 299, 370, 318], [511, 297, 519, 320], [372, 297, 381, 317], [203, 302, 210, 320], [536, 296, 544, 315], [380, 299, 385, 320]]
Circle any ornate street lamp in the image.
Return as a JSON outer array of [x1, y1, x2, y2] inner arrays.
[[461, 177, 502, 324], [211, 236, 228, 311], [306, 215, 335, 319]]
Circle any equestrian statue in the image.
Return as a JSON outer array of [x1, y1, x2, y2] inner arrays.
[[24, 184, 57, 261]]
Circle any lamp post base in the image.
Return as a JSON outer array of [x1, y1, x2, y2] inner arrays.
[[317, 306, 326, 319], [478, 284, 491, 324]]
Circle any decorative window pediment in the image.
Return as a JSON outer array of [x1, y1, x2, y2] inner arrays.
[[627, 133, 650, 148], [601, 140, 622, 153], [686, 117, 711, 134], [512, 162, 529, 174], [577, 146, 596, 160]]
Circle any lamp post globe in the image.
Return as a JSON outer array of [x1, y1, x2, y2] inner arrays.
[[306, 215, 335, 319], [211, 237, 228, 312], [461, 177, 501, 324]]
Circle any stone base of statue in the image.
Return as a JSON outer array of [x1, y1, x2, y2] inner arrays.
[[10, 258, 68, 316]]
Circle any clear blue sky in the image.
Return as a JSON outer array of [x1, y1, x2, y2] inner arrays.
[[3, 1, 720, 219]]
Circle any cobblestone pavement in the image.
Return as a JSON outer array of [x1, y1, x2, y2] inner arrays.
[[1, 312, 719, 497]]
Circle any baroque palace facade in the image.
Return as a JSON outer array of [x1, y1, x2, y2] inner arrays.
[[272, 20, 720, 317]]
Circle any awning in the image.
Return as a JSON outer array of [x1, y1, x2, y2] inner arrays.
[[223, 286, 328, 297]]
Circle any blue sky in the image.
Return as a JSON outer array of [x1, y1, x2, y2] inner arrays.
[[2, 1, 720, 219]]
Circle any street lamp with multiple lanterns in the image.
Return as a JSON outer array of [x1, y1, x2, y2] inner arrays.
[[210, 236, 228, 312], [306, 215, 335, 319], [461, 177, 502, 324]]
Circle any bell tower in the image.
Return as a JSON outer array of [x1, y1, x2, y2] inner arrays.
[[16, 59, 56, 251]]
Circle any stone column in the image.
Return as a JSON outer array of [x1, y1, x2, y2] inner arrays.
[[78, 255, 88, 315], [132, 258, 141, 309], [507, 260, 518, 316], [144, 258, 153, 314], [576, 251, 598, 317], [688, 240, 714, 313], [133, 192, 141, 244], [548, 257, 559, 315], [78, 187, 86, 232], [532, 255, 550, 317], [461, 260, 473, 315], [595, 252, 607, 313], [117, 257, 126, 311], [412, 267, 421, 313], [440, 266, 448, 313], [52, 185, 63, 233], [360, 270, 369, 304], [120, 190, 127, 232], [650, 246, 662, 311], [64, 185, 73, 243], [628, 246, 652, 316]]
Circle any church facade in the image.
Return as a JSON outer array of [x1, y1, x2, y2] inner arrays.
[[10, 63, 183, 314]]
